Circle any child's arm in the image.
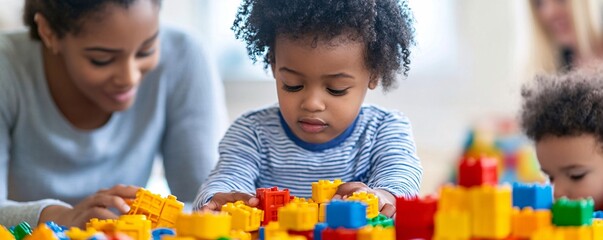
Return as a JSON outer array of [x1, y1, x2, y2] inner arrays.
[[193, 115, 262, 211]]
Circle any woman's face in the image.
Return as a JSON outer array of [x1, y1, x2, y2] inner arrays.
[[533, 0, 577, 48], [40, 0, 161, 113]]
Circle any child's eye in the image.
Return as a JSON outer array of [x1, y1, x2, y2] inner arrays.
[[327, 88, 348, 96], [548, 176, 555, 183], [136, 48, 156, 58], [90, 58, 114, 67], [282, 84, 303, 92], [569, 173, 586, 181]]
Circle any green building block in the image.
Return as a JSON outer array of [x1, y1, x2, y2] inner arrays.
[[552, 197, 594, 226], [367, 214, 394, 228], [216, 237, 231, 240], [9, 222, 32, 240]]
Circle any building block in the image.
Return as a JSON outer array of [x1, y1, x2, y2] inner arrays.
[[23, 224, 56, 240], [511, 207, 552, 238], [0, 225, 15, 240], [395, 195, 438, 228], [319, 203, 327, 222], [260, 221, 286, 240], [433, 210, 470, 240], [10, 222, 33, 240], [43, 222, 67, 240], [313, 223, 327, 240], [64, 227, 98, 240], [87, 215, 151, 240], [325, 200, 367, 229], [530, 227, 564, 240], [151, 228, 175, 240], [347, 191, 379, 219], [312, 179, 343, 203], [288, 230, 313, 240], [458, 156, 498, 187], [512, 182, 553, 210], [558, 226, 592, 240], [230, 230, 251, 240], [278, 202, 318, 231], [594, 211, 603, 219], [552, 197, 594, 226], [161, 237, 195, 240], [321, 228, 357, 240], [357, 226, 395, 240], [593, 219, 603, 240], [470, 185, 512, 239], [174, 212, 231, 239], [257, 187, 291, 225], [127, 188, 184, 228], [367, 214, 394, 228], [222, 200, 264, 232], [438, 185, 469, 212]]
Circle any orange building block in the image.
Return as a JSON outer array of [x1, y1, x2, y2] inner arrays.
[[127, 188, 184, 228], [257, 187, 291, 225], [87, 215, 151, 240], [278, 202, 319, 231], [312, 179, 343, 203], [470, 185, 512, 239], [175, 212, 231, 239], [319, 203, 327, 222], [434, 210, 470, 240], [222, 200, 264, 232], [511, 207, 551, 238], [23, 224, 56, 240], [347, 192, 379, 219], [530, 227, 564, 240], [558, 226, 592, 240], [0, 225, 15, 240]]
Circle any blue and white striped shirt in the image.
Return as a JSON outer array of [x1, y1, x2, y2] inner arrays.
[[194, 105, 423, 208]]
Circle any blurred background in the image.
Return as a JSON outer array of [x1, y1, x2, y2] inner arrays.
[[0, 0, 548, 195]]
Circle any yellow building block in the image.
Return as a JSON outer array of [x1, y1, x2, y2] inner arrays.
[[470, 185, 512, 239], [593, 219, 603, 240], [87, 218, 118, 232], [222, 200, 264, 232], [175, 212, 231, 239], [511, 207, 551, 238], [0, 225, 15, 240], [347, 191, 379, 219], [64, 227, 98, 240], [433, 210, 470, 240], [161, 237, 195, 240], [23, 224, 56, 240], [114, 215, 151, 240], [312, 179, 343, 203], [558, 226, 592, 240], [263, 221, 287, 239], [278, 202, 318, 231], [318, 203, 327, 222], [357, 226, 395, 240], [230, 230, 252, 240], [270, 232, 307, 240], [530, 227, 564, 240], [439, 185, 469, 212], [127, 188, 184, 228]]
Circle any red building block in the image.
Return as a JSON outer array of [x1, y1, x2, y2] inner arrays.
[[396, 195, 438, 240], [288, 230, 313, 240], [458, 156, 498, 187], [322, 228, 357, 240], [257, 187, 291, 225]]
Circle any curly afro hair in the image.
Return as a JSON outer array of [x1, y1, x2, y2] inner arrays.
[[521, 69, 603, 142], [232, 0, 415, 91], [24, 0, 161, 41]]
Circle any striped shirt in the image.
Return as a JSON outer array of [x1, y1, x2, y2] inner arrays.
[[194, 105, 423, 208]]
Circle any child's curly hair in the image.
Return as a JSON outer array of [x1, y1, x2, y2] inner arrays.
[[232, 0, 415, 91], [521, 69, 603, 142]]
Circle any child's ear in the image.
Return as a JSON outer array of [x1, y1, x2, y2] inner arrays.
[[368, 74, 379, 90]]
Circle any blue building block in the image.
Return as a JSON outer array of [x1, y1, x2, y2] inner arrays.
[[152, 228, 175, 240], [594, 211, 603, 219], [44, 222, 68, 240], [512, 182, 553, 210], [325, 200, 367, 229], [258, 226, 265, 240], [314, 223, 328, 240]]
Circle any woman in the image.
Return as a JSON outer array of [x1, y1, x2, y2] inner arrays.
[[526, 0, 603, 73], [0, 0, 226, 227]]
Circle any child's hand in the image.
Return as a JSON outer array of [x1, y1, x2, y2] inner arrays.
[[39, 184, 139, 228], [333, 182, 397, 218], [200, 192, 259, 211]]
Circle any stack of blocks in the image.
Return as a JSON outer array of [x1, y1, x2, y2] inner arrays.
[[257, 187, 291, 225], [126, 188, 184, 228]]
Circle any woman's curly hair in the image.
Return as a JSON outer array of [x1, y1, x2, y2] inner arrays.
[[521, 69, 603, 142], [232, 0, 415, 91]]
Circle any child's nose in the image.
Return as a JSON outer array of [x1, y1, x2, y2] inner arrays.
[[301, 93, 326, 112], [553, 183, 570, 199]]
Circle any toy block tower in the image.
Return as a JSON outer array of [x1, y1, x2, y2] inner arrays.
[[257, 187, 291, 225]]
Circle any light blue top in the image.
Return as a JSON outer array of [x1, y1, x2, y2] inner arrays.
[[0, 26, 227, 226], [194, 105, 423, 208]]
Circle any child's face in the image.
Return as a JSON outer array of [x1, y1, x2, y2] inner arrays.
[[536, 134, 603, 209], [272, 34, 377, 144]]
